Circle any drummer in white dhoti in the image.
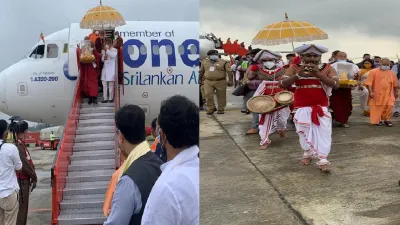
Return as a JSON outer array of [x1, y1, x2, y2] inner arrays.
[[101, 38, 118, 103], [280, 44, 339, 172], [247, 50, 290, 150]]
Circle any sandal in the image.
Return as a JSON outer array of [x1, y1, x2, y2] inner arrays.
[[259, 141, 271, 150], [278, 130, 286, 139], [394, 112, 399, 117], [300, 158, 312, 166], [384, 121, 393, 127], [318, 164, 330, 173]]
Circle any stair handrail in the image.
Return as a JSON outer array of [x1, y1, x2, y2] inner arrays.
[[50, 48, 83, 225], [114, 60, 121, 169]]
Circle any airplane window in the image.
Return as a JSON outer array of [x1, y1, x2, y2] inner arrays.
[[139, 45, 147, 55], [189, 45, 197, 54], [165, 45, 173, 55], [47, 44, 59, 58], [152, 45, 160, 55], [29, 45, 45, 59], [177, 45, 184, 55]]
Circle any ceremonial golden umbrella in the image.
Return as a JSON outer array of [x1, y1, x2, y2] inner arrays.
[[251, 13, 328, 48], [80, 1, 126, 30]]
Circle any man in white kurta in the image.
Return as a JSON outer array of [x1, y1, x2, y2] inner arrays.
[[280, 44, 339, 172], [101, 39, 118, 103]]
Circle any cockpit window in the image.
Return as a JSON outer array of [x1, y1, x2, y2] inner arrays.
[[47, 44, 59, 58], [29, 45, 45, 59]]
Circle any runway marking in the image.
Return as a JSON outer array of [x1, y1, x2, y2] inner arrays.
[[28, 208, 52, 213]]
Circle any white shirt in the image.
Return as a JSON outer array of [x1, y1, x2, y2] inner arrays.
[[101, 47, 118, 81], [331, 61, 360, 79], [0, 139, 22, 198], [141, 145, 199, 225]]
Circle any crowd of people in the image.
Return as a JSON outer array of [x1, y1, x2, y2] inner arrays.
[[79, 30, 124, 104], [0, 95, 200, 225], [200, 44, 400, 172]]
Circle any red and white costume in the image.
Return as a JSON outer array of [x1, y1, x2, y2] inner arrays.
[[290, 44, 333, 165], [250, 50, 290, 147]]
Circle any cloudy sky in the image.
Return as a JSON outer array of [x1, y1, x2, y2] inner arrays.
[[0, 0, 198, 72], [0, 0, 198, 122], [200, 0, 400, 62]]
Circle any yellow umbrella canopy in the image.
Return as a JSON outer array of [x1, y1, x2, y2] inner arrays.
[[252, 13, 328, 46], [80, 2, 126, 30]]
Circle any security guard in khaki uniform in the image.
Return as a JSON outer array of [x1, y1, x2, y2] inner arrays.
[[200, 50, 234, 114]]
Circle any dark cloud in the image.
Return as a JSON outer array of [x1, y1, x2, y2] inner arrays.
[[201, 0, 398, 38], [0, 0, 198, 71]]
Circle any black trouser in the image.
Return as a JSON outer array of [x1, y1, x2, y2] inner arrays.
[[50, 141, 54, 150], [199, 86, 204, 107]]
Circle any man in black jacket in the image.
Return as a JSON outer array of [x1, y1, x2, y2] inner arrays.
[[104, 105, 163, 225]]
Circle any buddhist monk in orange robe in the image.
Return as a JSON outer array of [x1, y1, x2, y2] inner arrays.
[[365, 58, 399, 127]]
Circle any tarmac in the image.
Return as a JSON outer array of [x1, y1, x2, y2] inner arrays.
[[27, 87, 400, 225], [200, 87, 400, 225]]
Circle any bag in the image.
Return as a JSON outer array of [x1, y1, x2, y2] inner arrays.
[[232, 83, 249, 96]]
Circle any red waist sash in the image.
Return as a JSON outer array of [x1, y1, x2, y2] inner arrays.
[[294, 79, 328, 126]]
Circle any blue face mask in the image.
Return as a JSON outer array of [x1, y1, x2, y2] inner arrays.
[[209, 55, 219, 61], [337, 59, 346, 62]]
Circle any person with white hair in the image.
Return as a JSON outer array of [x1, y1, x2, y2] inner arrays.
[[280, 44, 339, 172], [247, 50, 290, 150]]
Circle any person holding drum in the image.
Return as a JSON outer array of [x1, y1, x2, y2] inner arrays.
[[246, 50, 291, 150], [280, 44, 339, 172]]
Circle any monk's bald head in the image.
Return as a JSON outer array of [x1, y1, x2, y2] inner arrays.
[[380, 58, 390, 66], [337, 52, 347, 60]]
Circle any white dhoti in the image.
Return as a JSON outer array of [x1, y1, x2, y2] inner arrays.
[[293, 106, 332, 165], [253, 80, 290, 146], [258, 107, 290, 145], [358, 86, 369, 112]]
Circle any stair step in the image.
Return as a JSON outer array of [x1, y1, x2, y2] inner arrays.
[[63, 186, 107, 197], [66, 181, 110, 189], [78, 118, 114, 127], [76, 126, 114, 135], [80, 107, 114, 114], [73, 141, 114, 151], [68, 169, 115, 178], [70, 159, 114, 166], [58, 210, 105, 225], [63, 194, 106, 200], [79, 112, 114, 120], [71, 151, 115, 161], [82, 101, 114, 108], [60, 198, 105, 210], [66, 175, 112, 183], [68, 161, 115, 172], [75, 133, 115, 143]]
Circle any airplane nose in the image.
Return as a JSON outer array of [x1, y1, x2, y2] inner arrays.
[[0, 70, 8, 114]]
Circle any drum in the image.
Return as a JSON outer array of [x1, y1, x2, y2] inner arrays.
[[274, 91, 294, 105], [247, 95, 276, 114]]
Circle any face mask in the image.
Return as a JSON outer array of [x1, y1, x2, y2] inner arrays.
[[381, 65, 390, 71], [105, 44, 109, 49], [337, 59, 346, 62], [209, 55, 218, 60], [263, 61, 275, 69]]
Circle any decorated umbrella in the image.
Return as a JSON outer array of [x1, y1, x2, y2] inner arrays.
[[251, 13, 328, 49], [80, 0, 126, 30]]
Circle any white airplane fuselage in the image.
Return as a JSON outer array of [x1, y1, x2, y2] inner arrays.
[[0, 21, 216, 125]]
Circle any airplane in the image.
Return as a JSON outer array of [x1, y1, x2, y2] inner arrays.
[[0, 21, 216, 125]]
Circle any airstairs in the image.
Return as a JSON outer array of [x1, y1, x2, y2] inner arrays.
[[51, 75, 121, 224]]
